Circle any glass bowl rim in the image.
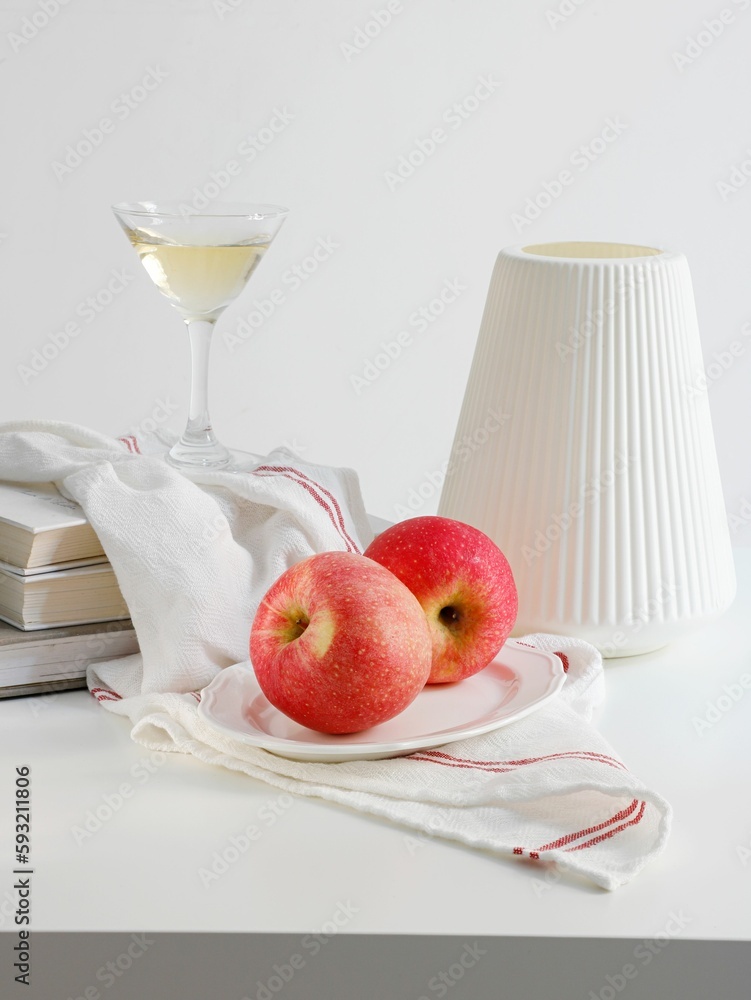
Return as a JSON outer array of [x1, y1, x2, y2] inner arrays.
[[111, 201, 289, 220]]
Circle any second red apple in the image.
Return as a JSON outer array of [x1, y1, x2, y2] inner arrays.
[[364, 515, 518, 683]]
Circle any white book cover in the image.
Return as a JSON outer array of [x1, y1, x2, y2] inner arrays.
[[0, 556, 109, 578], [0, 561, 116, 584], [0, 562, 127, 630], [0, 613, 131, 631], [0, 617, 138, 692], [0, 617, 135, 651], [1, 632, 138, 676], [0, 481, 88, 533]]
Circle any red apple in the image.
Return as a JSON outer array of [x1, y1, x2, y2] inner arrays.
[[249, 551, 432, 734], [364, 515, 518, 684]]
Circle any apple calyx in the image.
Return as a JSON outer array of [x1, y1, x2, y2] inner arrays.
[[264, 599, 336, 661], [438, 605, 461, 629]]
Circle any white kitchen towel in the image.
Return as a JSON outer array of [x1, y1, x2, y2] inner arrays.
[[0, 420, 370, 695], [0, 420, 671, 890]]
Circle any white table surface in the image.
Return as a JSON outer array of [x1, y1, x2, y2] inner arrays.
[[1, 550, 749, 939]]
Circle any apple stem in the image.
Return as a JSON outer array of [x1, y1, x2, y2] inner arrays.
[[283, 613, 310, 643]]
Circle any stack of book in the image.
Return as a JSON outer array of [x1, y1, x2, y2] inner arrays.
[[0, 482, 138, 697]]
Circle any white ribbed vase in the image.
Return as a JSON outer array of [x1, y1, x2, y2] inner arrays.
[[438, 241, 736, 656]]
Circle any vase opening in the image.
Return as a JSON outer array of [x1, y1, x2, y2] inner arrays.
[[521, 241, 662, 259]]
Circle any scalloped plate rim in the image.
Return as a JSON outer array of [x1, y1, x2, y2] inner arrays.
[[197, 640, 565, 762]]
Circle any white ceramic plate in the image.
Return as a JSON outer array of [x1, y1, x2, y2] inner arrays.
[[197, 640, 565, 762]]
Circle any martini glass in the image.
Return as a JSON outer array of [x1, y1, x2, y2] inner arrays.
[[112, 201, 288, 471]]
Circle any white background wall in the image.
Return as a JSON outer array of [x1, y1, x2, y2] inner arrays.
[[1, 0, 750, 540]]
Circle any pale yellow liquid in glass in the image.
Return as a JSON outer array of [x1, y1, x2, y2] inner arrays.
[[127, 231, 269, 321]]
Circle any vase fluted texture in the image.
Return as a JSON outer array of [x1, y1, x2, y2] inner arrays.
[[438, 242, 736, 656]]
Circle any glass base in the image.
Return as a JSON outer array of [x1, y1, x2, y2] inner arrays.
[[165, 445, 266, 475]]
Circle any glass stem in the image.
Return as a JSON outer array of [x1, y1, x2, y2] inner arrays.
[[168, 319, 230, 467], [185, 319, 215, 444]]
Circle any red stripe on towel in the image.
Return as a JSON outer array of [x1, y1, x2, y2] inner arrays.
[[554, 651, 570, 673], [420, 749, 626, 771], [252, 468, 356, 552], [256, 465, 360, 554], [564, 801, 647, 852], [117, 435, 142, 455], [90, 687, 122, 701], [537, 798, 641, 852]]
